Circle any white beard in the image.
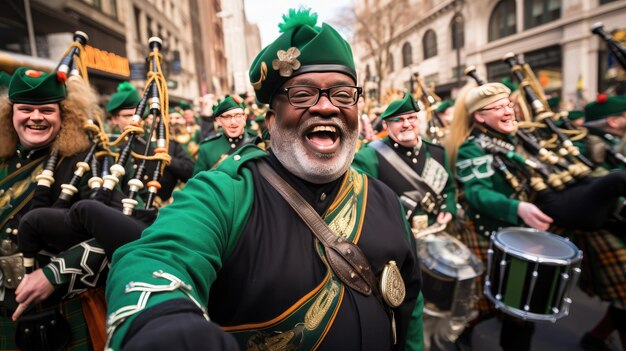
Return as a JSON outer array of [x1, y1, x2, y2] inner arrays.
[[269, 116, 358, 184], [396, 130, 418, 142]]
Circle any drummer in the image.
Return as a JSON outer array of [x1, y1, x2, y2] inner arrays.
[[445, 82, 626, 351], [353, 92, 457, 230]]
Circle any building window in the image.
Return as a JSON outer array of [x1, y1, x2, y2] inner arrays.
[[451, 14, 464, 49], [388, 53, 394, 73], [423, 30, 437, 59], [110, 0, 117, 19], [488, 0, 517, 41], [600, 0, 617, 4], [402, 42, 413, 68], [524, 0, 560, 29], [133, 6, 141, 41]]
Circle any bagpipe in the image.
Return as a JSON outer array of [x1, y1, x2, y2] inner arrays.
[[34, 31, 113, 208], [464, 65, 580, 196], [412, 73, 447, 144], [592, 22, 626, 71], [20, 35, 172, 272], [102, 37, 172, 216]]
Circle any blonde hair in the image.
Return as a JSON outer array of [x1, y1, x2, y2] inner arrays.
[[0, 76, 98, 159], [443, 82, 511, 169]]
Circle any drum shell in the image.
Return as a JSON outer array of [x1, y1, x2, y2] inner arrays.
[[416, 230, 484, 316], [485, 227, 582, 322]]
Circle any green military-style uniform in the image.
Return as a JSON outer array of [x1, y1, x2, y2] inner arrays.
[[106, 147, 424, 350], [354, 137, 456, 225], [193, 95, 256, 175], [1, 67, 107, 350], [193, 131, 256, 175], [352, 93, 456, 226], [456, 131, 525, 236]]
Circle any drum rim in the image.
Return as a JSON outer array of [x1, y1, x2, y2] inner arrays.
[[492, 227, 582, 265]]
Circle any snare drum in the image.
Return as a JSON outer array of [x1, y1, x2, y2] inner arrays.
[[415, 229, 484, 317], [485, 227, 583, 322]]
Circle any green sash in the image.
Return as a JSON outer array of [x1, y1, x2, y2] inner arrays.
[[0, 155, 47, 230], [225, 169, 369, 350]]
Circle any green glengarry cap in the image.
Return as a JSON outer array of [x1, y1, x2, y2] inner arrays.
[[381, 93, 420, 119], [213, 95, 244, 117], [436, 99, 455, 113], [585, 94, 626, 122], [106, 82, 140, 113], [8, 67, 66, 104], [249, 7, 357, 104]]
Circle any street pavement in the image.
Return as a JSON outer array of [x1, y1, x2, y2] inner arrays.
[[429, 286, 623, 351]]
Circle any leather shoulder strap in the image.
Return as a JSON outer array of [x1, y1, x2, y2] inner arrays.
[[370, 140, 442, 212], [256, 160, 379, 297]]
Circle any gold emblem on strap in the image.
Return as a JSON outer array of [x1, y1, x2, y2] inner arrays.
[[380, 260, 405, 308]]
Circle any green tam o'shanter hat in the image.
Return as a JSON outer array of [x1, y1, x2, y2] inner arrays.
[[381, 93, 420, 119], [436, 99, 455, 113], [249, 7, 357, 104], [585, 94, 626, 122], [107, 82, 140, 113], [8, 67, 67, 104], [213, 95, 244, 118]]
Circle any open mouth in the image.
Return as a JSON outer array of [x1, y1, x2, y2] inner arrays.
[[26, 125, 49, 131], [306, 125, 340, 151]]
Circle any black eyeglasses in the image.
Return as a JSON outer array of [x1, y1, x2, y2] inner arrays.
[[480, 102, 515, 113], [279, 85, 363, 108]]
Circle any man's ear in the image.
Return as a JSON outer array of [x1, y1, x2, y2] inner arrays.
[[265, 109, 276, 130]]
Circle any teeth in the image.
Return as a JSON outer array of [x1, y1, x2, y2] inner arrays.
[[28, 125, 47, 130], [311, 125, 336, 133]]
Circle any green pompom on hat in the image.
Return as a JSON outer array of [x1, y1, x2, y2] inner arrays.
[[585, 94, 626, 122], [566, 110, 585, 121], [8, 67, 66, 104], [107, 82, 140, 113], [381, 93, 420, 119], [0, 71, 12, 91], [212, 95, 244, 118], [249, 7, 357, 104], [501, 76, 518, 92], [435, 99, 455, 114]]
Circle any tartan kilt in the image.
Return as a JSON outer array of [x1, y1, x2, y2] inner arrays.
[[0, 295, 92, 351], [551, 226, 626, 305], [450, 218, 495, 319]]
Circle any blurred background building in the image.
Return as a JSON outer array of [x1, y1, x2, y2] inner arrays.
[[353, 0, 626, 109]]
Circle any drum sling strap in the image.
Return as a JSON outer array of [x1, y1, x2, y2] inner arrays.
[[370, 140, 442, 215], [256, 160, 398, 344]]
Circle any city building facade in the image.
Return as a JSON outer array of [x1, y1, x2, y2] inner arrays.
[[125, 0, 198, 104], [355, 0, 626, 108], [0, 0, 130, 95]]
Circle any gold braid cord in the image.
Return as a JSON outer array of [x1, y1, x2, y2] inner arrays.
[[134, 50, 171, 173]]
